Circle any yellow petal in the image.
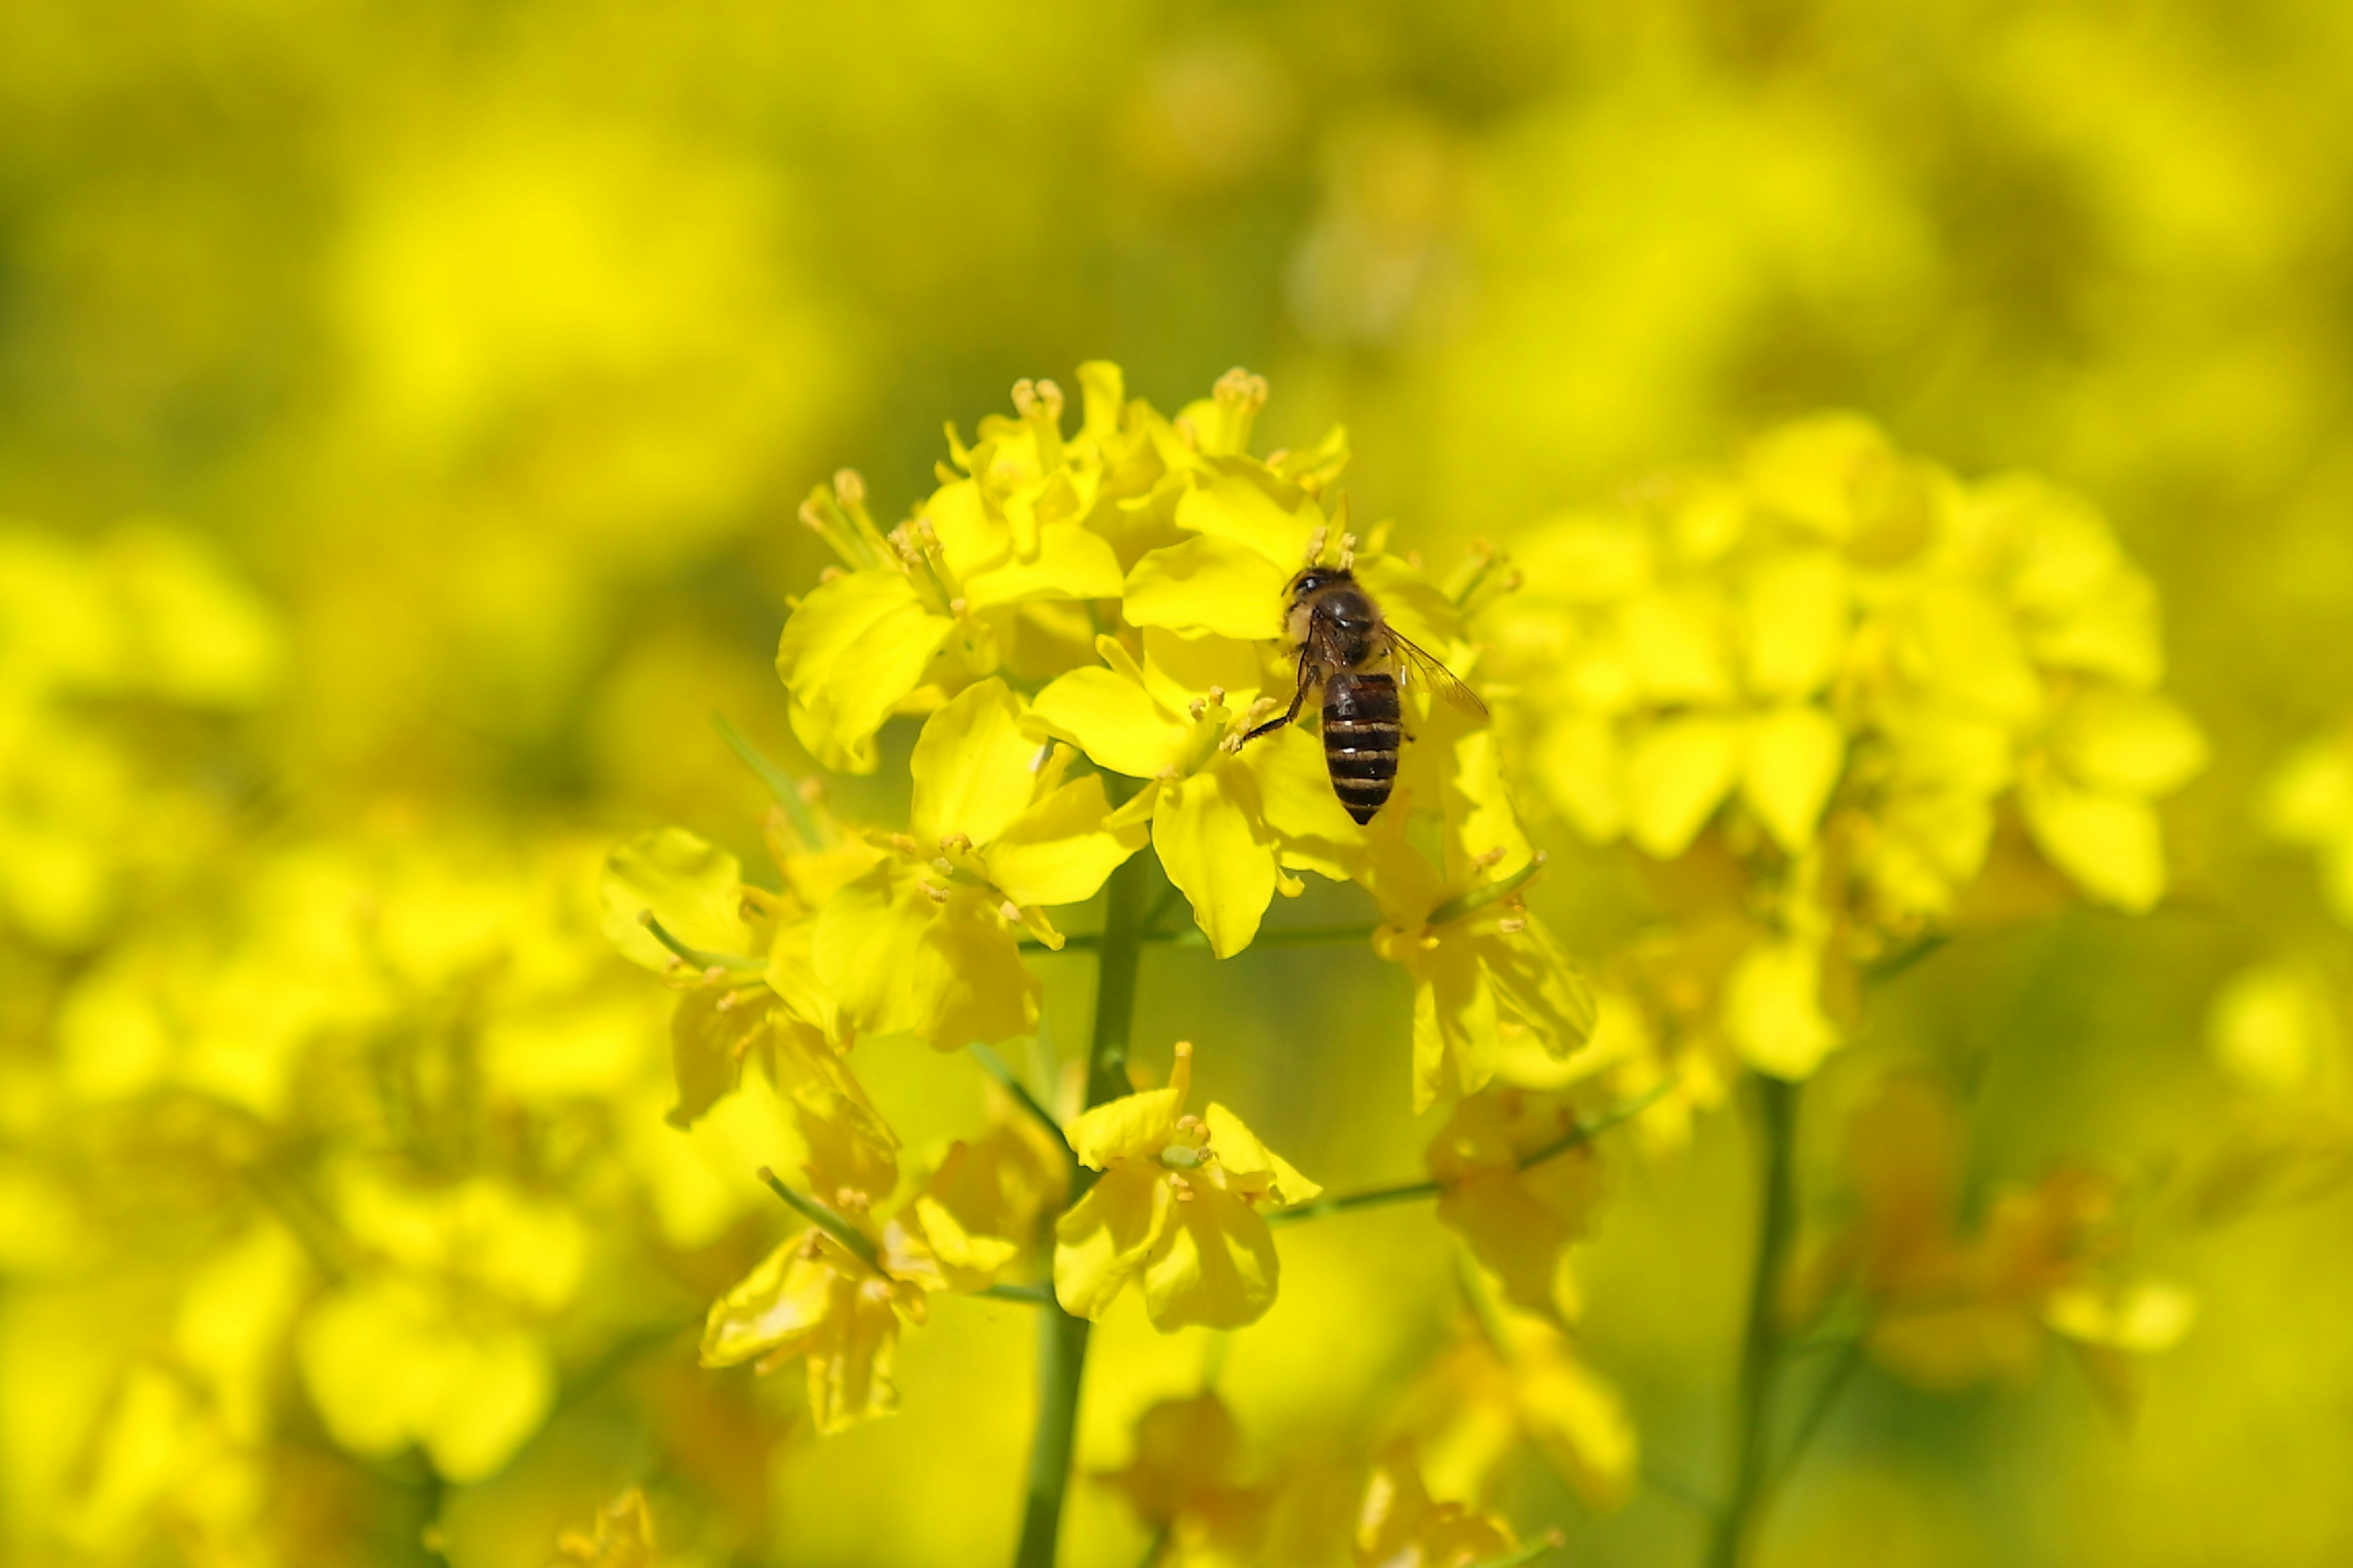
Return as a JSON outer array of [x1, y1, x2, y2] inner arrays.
[[701, 1234, 841, 1367], [2051, 689, 2207, 798], [599, 828, 751, 971], [1743, 548, 1849, 698], [806, 1279, 908, 1434], [1202, 1102, 1320, 1205], [104, 520, 286, 710], [1438, 1172, 1572, 1317], [295, 1282, 441, 1458], [985, 774, 1149, 907], [2018, 771, 2165, 912], [1406, 933, 1501, 1113], [1724, 938, 1841, 1080], [1741, 704, 1845, 854], [1053, 1163, 1175, 1319], [962, 521, 1124, 610], [1031, 665, 1192, 778], [1153, 765, 1278, 958], [1534, 714, 1625, 843], [1123, 535, 1287, 641], [813, 865, 1038, 1048], [1508, 1317, 1639, 1512], [420, 1329, 554, 1483], [1245, 722, 1365, 882], [664, 990, 762, 1128], [1067, 1086, 1185, 1168], [775, 570, 953, 773], [2259, 738, 2353, 844], [1900, 584, 2042, 725], [1624, 716, 1740, 858], [1139, 1187, 1280, 1330], [1172, 474, 1324, 566], [909, 678, 1042, 848], [2206, 963, 2332, 1095], [1621, 588, 1732, 705]]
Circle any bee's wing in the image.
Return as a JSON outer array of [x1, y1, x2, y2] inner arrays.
[[1385, 627, 1488, 719]]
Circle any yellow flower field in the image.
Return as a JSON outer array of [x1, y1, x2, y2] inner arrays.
[[6, 6, 2353, 1567]]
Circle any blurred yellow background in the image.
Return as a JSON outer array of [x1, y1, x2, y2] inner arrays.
[[6, 2, 2353, 1566]]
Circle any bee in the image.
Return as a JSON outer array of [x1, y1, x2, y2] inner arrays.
[[1238, 565, 1486, 824]]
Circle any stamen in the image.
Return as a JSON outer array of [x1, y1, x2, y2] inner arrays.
[[890, 833, 920, 856], [1188, 697, 1208, 720], [1303, 525, 1329, 565], [920, 882, 951, 904], [1214, 368, 1268, 411], [932, 857, 955, 876], [1206, 686, 1226, 706], [833, 469, 866, 509], [1000, 900, 1023, 923]]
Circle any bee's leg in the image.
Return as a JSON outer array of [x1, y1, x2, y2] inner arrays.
[[1240, 655, 1314, 744]]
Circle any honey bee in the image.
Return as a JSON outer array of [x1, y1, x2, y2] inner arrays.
[[1238, 565, 1486, 824]]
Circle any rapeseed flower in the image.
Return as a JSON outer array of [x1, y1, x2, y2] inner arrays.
[[1361, 744, 1596, 1110], [1096, 1393, 1270, 1568], [1055, 1042, 1319, 1330], [1423, 1089, 1607, 1319], [1799, 1077, 2192, 1399], [775, 369, 1167, 771], [1482, 416, 2205, 1084], [1354, 1445, 1528, 1568], [815, 677, 1144, 1048]]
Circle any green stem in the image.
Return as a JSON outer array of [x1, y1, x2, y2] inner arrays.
[[1265, 1078, 1675, 1227], [641, 912, 767, 974], [969, 1043, 1074, 1167], [1770, 1335, 1862, 1490], [1012, 841, 1153, 1568], [1466, 1531, 1566, 1568], [754, 1167, 881, 1273], [1705, 1075, 1800, 1568]]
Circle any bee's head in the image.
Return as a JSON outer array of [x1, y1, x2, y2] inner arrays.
[[1287, 565, 1354, 602]]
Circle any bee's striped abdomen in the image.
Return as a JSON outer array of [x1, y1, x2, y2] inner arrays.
[[1323, 671, 1401, 824]]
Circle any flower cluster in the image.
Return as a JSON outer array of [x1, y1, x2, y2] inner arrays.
[[1476, 415, 2206, 1092], [1795, 1077, 2192, 1410], [597, 366, 1615, 1513]]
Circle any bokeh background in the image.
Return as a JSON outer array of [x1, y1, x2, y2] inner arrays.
[[6, 2, 2353, 1565]]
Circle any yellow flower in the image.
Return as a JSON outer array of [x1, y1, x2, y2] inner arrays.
[[1032, 631, 1358, 956], [1095, 1393, 1270, 1568], [1425, 1089, 1607, 1320], [551, 1489, 661, 1568], [1393, 1301, 1637, 1514], [294, 1171, 588, 1480], [2258, 724, 2353, 923], [699, 1086, 930, 1434], [1362, 795, 1596, 1112], [813, 677, 1145, 1048], [900, 1110, 1072, 1293], [1800, 1076, 2192, 1396], [1053, 1042, 1319, 1330], [700, 1225, 930, 1435], [775, 371, 1157, 771], [1355, 1444, 1524, 1568]]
